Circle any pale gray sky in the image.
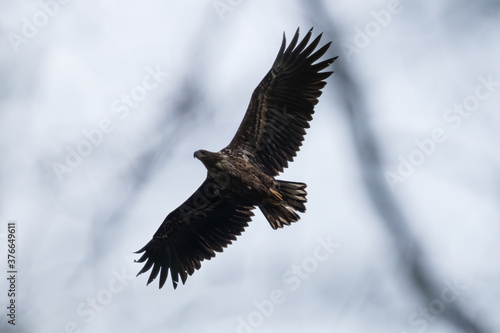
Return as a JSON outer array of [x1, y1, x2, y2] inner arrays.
[[1, 1, 499, 332]]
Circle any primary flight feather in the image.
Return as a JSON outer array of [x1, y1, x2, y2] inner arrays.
[[135, 27, 337, 289]]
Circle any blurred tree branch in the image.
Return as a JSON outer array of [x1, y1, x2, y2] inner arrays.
[[302, 1, 489, 332], [83, 10, 224, 268]]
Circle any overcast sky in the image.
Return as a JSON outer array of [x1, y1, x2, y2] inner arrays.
[[1, 1, 499, 332]]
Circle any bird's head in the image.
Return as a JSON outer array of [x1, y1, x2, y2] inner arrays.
[[194, 149, 219, 168], [194, 149, 208, 160]]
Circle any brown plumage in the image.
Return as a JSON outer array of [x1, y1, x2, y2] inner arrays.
[[135, 27, 337, 289]]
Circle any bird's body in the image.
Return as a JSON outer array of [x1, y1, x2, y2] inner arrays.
[[195, 149, 274, 201], [135, 27, 337, 289], [194, 148, 306, 227]]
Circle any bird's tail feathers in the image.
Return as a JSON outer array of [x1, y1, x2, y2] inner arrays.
[[260, 181, 307, 229]]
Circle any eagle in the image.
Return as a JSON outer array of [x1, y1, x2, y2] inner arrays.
[[135, 27, 337, 289]]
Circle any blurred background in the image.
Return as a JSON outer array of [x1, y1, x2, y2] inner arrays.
[[1, 1, 499, 332]]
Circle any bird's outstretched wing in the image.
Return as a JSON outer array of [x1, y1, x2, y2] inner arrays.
[[135, 178, 255, 289], [227, 27, 337, 176]]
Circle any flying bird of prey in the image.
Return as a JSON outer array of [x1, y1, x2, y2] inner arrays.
[[136, 27, 337, 289]]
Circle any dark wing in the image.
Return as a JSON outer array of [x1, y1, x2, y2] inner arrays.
[[227, 27, 337, 176], [135, 178, 255, 289]]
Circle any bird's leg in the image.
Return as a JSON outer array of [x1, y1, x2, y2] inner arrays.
[[270, 188, 283, 201]]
